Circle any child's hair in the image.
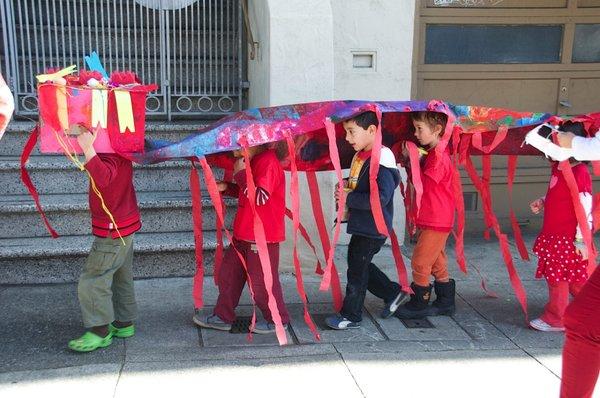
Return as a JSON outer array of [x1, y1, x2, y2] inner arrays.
[[411, 111, 448, 131], [346, 111, 379, 130], [538, 121, 587, 138], [562, 121, 587, 138]]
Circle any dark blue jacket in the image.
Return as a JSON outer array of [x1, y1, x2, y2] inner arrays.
[[346, 148, 400, 239]]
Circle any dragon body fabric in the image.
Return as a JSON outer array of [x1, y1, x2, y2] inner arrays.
[[21, 98, 600, 345]]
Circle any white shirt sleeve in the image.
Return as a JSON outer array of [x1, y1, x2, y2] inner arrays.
[[572, 135, 600, 161], [575, 192, 593, 240]]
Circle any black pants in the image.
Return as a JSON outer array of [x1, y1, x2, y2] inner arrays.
[[340, 234, 401, 322]]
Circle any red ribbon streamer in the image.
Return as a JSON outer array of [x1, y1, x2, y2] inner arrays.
[[198, 157, 258, 342], [558, 160, 597, 273], [306, 171, 343, 311], [507, 155, 530, 261], [285, 208, 323, 274], [320, 119, 348, 300], [463, 154, 529, 319], [368, 106, 389, 237], [239, 141, 287, 345], [284, 132, 320, 341], [190, 161, 204, 309], [20, 126, 59, 238]]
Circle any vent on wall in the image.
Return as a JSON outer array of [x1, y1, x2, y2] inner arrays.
[[352, 51, 376, 70], [463, 192, 478, 211]]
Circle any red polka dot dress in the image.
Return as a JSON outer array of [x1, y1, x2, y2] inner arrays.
[[533, 163, 592, 284]]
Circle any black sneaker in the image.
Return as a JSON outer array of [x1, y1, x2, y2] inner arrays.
[[381, 291, 410, 319], [325, 314, 361, 330]]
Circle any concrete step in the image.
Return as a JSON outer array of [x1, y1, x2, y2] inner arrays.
[[0, 191, 236, 238], [0, 121, 212, 156], [0, 230, 220, 284], [1, 155, 225, 195]]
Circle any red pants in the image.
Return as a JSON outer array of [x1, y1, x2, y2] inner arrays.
[[214, 239, 290, 324], [560, 267, 600, 398], [540, 281, 583, 328]]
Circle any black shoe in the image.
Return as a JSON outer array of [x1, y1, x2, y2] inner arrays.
[[430, 279, 456, 316], [395, 283, 433, 319], [381, 290, 409, 319]]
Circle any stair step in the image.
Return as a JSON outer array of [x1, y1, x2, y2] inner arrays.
[[1, 155, 224, 195], [0, 230, 221, 284], [0, 191, 236, 238], [0, 121, 213, 156]]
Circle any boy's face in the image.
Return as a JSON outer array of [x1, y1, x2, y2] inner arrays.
[[413, 120, 442, 148], [343, 120, 376, 152]]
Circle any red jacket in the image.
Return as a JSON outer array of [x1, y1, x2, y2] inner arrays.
[[222, 149, 285, 243], [416, 148, 455, 232], [84, 154, 141, 238]]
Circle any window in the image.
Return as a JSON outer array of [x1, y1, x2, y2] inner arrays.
[[425, 24, 563, 64], [573, 24, 600, 63]]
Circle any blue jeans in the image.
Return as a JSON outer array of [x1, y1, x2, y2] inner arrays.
[[340, 234, 401, 322]]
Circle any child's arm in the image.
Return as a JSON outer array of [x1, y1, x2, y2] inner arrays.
[[77, 128, 120, 188], [232, 158, 275, 206], [345, 167, 397, 210], [569, 134, 600, 161]]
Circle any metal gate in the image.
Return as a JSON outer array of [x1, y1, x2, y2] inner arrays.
[[0, 0, 243, 119]]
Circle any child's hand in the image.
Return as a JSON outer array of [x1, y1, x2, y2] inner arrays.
[[334, 186, 347, 203], [233, 158, 245, 173], [216, 181, 228, 192], [575, 241, 588, 260], [530, 198, 544, 214], [76, 127, 96, 150]]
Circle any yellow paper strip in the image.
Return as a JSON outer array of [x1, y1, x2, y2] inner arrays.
[[36, 65, 77, 83], [114, 90, 135, 133], [91, 89, 108, 129], [56, 85, 69, 131]]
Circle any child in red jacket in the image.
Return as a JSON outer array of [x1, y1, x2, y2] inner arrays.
[[193, 144, 289, 334], [68, 127, 141, 352], [396, 111, 456, 319]]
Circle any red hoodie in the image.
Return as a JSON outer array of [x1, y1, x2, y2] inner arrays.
[[84, 154, 141, 238]]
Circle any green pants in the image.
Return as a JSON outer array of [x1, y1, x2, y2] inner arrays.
[[78, 234, 137, 328]]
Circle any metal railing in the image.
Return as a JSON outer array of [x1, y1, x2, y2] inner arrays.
[[0, 0, 243, 119]]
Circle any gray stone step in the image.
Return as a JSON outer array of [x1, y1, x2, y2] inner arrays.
[[0, 121, 212, 156], [0, 191, 236, 238], [0, 230, 220, 284], [1, 155, 224, 195]]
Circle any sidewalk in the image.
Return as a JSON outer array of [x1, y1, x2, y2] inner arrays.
[[0, 235, 581, 398]]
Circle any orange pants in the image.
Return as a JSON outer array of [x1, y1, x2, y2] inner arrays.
[[411, 229, 450, 286]]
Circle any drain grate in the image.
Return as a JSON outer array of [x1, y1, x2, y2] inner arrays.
[[230, 316, 252, 334], [400, 318, 435, 329]]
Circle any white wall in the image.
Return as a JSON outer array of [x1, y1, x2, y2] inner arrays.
[[246, 0, 416, 272], [331, 0, 415, 100]]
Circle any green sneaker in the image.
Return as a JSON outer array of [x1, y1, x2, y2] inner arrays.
[[68, 331, 112, 352], [109, 323, 135, 338]]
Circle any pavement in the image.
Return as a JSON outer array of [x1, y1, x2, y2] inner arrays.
[[1, 234, 596, 398]]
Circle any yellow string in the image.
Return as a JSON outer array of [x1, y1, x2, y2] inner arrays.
[[53, 130, 125, 245]]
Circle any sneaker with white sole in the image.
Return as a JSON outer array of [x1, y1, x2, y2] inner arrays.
[[325, 314, 361, 330], [192, 313, 232, 331], [251, 320, 289, 335], [381, 291, 410, 319], [529, 318, 565, 332]]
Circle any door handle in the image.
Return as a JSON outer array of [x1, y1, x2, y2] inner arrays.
[[559, 100, 572, 108]]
